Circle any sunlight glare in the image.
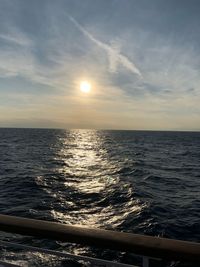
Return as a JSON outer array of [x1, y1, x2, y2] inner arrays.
[[80, 81, 91, 93]]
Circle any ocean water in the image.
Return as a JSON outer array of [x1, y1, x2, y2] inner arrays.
[[0, 128, 199, 266]]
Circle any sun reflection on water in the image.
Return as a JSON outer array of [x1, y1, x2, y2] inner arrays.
[[61, 129, 118, 194], [36, 129, 146, 230]]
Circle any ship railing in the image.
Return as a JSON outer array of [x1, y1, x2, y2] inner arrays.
[[0, 214, 200, 267]]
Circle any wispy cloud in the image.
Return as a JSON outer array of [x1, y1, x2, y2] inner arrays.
[[0, 30, 32, 46], [68, 15, 142, 77]]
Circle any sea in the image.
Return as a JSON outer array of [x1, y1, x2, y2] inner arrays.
[[0, 128, 199, 267]]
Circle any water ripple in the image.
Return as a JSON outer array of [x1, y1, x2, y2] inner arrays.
[[0, 129, 199, 266]]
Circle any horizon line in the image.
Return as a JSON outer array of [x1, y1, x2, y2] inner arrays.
[[0, 126, 199, 133]]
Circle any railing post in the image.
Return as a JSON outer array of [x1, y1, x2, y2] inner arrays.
[[142, 256, 149, 267]]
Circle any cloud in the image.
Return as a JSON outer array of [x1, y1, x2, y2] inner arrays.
[[0, 0, 199, 130], [68, 15, 142, 78], [0, 30, 32, 46]]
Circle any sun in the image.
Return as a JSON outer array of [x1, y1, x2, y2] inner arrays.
[[80, 81, 91, 93]]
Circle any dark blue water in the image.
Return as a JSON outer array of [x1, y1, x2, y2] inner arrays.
[[0, 128, 199, 266]]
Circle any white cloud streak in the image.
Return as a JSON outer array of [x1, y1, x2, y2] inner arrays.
[[0, 30, 32, 47], [68, 15, 142, 77]]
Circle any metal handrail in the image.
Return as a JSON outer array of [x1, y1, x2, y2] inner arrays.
[[0, 214, 199, 262], [0, 240, 135, 267]]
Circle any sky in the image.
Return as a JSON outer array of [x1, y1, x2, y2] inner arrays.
[[0, 0, 200, 130]]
